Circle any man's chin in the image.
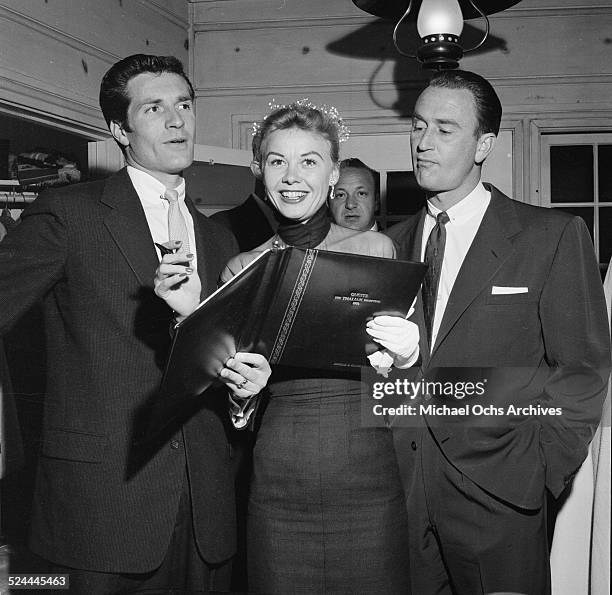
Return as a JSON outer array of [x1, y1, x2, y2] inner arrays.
[[413, 174, 437, 192], [168, 157, 194, 174], [343, 218, 364, 231]]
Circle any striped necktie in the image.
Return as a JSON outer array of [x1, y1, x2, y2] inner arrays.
[[422, 211, 449, 346], [163, 188, 190, 254]]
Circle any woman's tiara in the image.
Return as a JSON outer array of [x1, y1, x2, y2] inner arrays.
[[251, 98, 350, 143]]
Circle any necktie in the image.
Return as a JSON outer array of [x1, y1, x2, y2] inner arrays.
[[422, 211, 449, 346], [164, 188, 190, 254]]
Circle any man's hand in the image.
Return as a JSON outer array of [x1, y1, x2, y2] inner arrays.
[[220, 352, 271, 398], [153, 249, 200, 317], [366, 315, 420, 368]]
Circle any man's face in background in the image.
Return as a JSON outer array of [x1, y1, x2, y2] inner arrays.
[[330, 167, 379, 231]]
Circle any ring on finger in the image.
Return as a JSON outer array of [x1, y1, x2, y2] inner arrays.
[[237, 378, 248, 389]]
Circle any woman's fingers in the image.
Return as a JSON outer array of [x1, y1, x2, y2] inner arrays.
[[220, 353, 272, 397]]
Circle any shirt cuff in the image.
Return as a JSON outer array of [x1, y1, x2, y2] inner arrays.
[[228, 391, 258, 429], [394, 345, 420, 369]]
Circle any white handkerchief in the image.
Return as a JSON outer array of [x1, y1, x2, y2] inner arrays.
[[491, 286, 528, 295]]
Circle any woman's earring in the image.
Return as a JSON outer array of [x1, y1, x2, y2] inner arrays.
[[329, 185, 335, 200]]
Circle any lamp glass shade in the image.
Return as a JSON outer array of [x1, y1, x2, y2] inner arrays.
[[417, 0, 464, 37]]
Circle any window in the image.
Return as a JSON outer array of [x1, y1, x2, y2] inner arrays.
[[541, 133, 612, 276]]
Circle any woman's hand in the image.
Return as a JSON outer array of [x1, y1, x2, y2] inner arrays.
[[153, 250, 201, 317], [220, 352, 272, 399], [366, 314, 420, 369]]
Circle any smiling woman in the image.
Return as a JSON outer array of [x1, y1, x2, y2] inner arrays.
[[257, 127, 336, 222], [217, 101, 413, 594], [224, 101, 397, 273]]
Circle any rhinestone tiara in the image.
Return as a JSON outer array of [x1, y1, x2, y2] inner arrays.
[[251, 97, 350, 142]]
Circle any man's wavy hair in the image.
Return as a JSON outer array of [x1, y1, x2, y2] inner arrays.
[[99, 54, 194, 131]]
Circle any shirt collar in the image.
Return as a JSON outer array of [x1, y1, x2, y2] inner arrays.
[[127, 166, 186, 205], [427, 182, 490, 224]]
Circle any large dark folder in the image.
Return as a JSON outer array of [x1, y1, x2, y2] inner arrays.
[[148, 246, 426, 440]]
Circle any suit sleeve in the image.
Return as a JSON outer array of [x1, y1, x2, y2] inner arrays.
[[384, 222, 407, 260], [538, 216, 611, 497], [0, 191, 68, 333]]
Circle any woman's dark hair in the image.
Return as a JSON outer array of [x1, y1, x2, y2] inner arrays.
[[252, 102, 342, 165], [99, 54, 194, 130], [427, 70, 502, 137]]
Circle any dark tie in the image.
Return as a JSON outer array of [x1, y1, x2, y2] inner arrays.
[[164, 188, 190, 254], [422, 211, 449, 346]]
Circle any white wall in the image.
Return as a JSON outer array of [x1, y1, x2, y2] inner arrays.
[[189, 0, 612, 204], [0, 0, 189, 135]]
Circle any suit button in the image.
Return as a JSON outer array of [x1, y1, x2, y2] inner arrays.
[[170, 440, 180, 450], [411, 441, 417, 451]]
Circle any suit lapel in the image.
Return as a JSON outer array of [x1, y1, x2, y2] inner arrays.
[[101, 169, 159, 287], [430, 188, 522, 360], [393, 210, 425, 262]]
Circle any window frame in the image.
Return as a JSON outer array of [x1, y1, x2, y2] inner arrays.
[[539, 130, 612, 273]]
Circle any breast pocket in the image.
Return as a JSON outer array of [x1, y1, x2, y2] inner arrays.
[[42, 427, 109, 463], [485, 291, 538, 306]]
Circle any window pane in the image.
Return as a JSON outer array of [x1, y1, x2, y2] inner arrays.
[[550, 146, 593, 203], [598, 145, 612, 203], [553, 206, 595, 245], [386, 171, 427, 216], [599, 207, 612, 266]]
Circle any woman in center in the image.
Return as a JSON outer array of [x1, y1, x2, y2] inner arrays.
[[233, 101, 415, 593], [157, 100, 418, 593]]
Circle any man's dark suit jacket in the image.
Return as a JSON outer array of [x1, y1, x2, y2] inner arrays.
[[0, 168, 239, 573], [211, 193, 276, 252], [386, 184, 611, 509]]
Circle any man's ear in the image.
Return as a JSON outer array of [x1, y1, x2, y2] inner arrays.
[[475, 133, 496, 165], [110, 121, 130, 148], [250, 160, 262, 178]]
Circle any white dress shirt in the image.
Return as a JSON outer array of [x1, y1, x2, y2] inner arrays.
[[127, 166, 197, 267], [127, 167, 253, 427], [421, 182, 491, 350]]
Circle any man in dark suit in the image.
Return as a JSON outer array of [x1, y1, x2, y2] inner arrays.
[[0, 54, 270, 593], [211, 179, 277, 251], [386, 70, 610, 594]]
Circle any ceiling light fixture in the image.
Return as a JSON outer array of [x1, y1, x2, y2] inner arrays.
[[352, 0, 522, 70]]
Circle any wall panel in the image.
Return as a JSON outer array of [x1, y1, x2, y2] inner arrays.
[[190, 0, 612, 210], [0, 0, 189, 134], [191, 0, 612, 147]]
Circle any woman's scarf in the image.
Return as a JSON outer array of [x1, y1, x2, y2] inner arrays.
[[275, 204, 331, 249]]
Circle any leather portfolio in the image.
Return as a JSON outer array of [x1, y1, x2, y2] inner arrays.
[[147, 246, 426, 440]]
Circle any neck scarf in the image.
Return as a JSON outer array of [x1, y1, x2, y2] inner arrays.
[[275, 205, 331, 249]]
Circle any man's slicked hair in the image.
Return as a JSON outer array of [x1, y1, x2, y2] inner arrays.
[[99, 54, 194, 130], [427, 69, 502, 137]]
